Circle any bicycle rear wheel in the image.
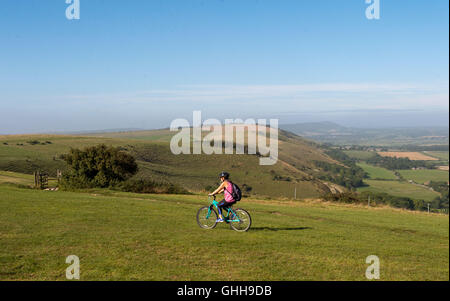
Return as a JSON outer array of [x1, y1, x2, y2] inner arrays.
[[197, 206, 218, 229], [229, 208, 252, 232]]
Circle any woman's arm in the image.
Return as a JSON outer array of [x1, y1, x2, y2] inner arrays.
[[209, 182, 226, 196]]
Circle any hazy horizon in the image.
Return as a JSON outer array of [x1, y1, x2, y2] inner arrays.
[[1, 109, 448, 135], [1, 1, 448, 134]]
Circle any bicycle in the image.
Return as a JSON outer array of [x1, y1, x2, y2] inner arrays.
[[196, 196, 252, 232]]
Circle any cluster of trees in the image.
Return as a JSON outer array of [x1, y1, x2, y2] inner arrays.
[[366, 154, 433, 170], [327, 145, 388, 152], [324, 149, 359, 166], [270, 170, 292, 182], [429, 181, 449, 194], [272, 175, 292, 181], [26, 140, 52, 145], [314, 149, 367, 189], [314, 161, 367, 189], [324, 144, 449, 152], [3, 140, 53, 146], [428, 181, 449, 211], [359, 191, 416, 210]]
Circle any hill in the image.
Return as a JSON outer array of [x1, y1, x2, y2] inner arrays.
[[0, 128, 341, 199]]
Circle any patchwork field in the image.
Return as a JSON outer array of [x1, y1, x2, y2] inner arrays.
[[0, 184, 448, 281], [398, 169, 449, 184], [377, 152, 438, 161], [358, 180, 441, 202]]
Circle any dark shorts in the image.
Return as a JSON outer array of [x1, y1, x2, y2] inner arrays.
[[217, 199, 236, 213]]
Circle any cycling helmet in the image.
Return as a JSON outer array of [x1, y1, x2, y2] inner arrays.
[[219, 171, 230, 179]]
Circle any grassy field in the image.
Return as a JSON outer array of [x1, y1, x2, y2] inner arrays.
[[0, 170, 58, 188], [357, 163, 397, 180], [351, 153, 448, 202], [0, 170, 34, 186], [0, 135, 127, 176], [423, 151, 449, 161], [344, 150, 377, 161], [398, 169, 449, 184], [358, 180, 441, 202], [0, 184, 448, 281], [84, 129, 175, 142]]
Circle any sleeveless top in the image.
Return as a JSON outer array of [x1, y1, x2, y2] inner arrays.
[[224, 181, 235, 203]]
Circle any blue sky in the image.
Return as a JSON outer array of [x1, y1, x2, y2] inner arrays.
[[0, 0, 448, 133]]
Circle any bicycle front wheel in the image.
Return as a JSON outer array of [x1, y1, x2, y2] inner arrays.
[[229, 208, 252, 232], [197, 206, 218, 229]]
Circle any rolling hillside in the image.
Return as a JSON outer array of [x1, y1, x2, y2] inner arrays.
[[0, 128, 341, 199]]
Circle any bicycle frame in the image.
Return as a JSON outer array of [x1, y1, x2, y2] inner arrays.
[[207, 196, 241, 223]]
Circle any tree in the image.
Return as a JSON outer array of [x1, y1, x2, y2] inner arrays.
[[62, 144, 138, 188]]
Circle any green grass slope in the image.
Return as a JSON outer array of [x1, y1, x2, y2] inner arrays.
[[358, 180, 441, 202], [357, 163, 397, 180], [423, 151, 449, 161], [0, 184, 448, 280], [398, 169, 449, 184], [0, 129, 336, 199]]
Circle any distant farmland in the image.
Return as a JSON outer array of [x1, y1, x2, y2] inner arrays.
[[398, 169, 449, 184], [378, 152, 438, 161], [357, 180, 441, 202], [344, 150, 377, 160], [424, 151, 449, 161], [356, 163, 397, 180]]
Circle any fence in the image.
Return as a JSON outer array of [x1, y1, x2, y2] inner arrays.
[[34, 169, 62, 189]]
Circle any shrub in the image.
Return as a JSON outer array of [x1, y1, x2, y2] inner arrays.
[[242, 184, 252, 192], [27, 140, 41, 145], [322, 192, 362, 204], [61, 144, 138, 188]]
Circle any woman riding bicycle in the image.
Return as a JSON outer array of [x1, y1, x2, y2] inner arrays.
[[208, 171, 236, 223]]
